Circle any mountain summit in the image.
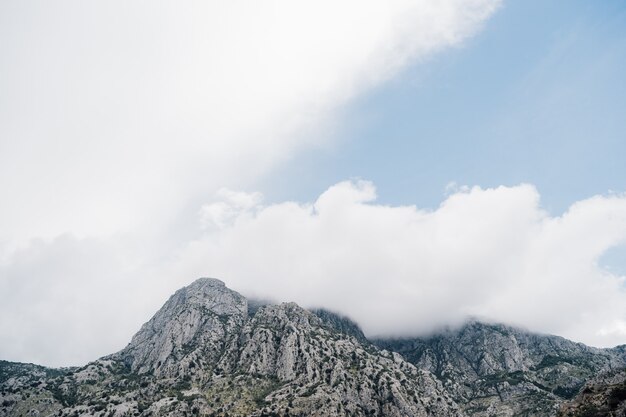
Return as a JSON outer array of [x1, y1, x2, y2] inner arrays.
[[1, 278, 626, 416], [118, 278, 248, 377], [0, 278, 458, 416]]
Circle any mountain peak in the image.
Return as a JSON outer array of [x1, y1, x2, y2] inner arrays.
[[5, 279, 626, 417], [165, 277, 246, 316], [187, 276, 225, 289], [117, 277, 247, 376]]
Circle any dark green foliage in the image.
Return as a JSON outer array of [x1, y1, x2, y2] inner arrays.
[[553, 385, 581, 399], [0, 360, 67, 384], [535, 355, 573, 370], [48, 381, 78, 407], [608, 384, 626, 408], [482, 370, 525, 386]]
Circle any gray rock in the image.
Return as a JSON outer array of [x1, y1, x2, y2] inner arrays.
[[116, 277, 248, 378], [0, 278, 460, 417], [375, 320, 626, 416], [2, 279, 626, 417]]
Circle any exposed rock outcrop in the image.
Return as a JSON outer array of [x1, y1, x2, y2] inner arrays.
[[375, 320, 626, 416], [116, 278, 248, 378], [0, 278, 460, 417], [558, 367, 626, 416], [2, 279, 626, 417]]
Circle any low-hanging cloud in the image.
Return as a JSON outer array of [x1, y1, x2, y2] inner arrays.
[[174, 181, 626, 348], [2, 181, 626, 367]]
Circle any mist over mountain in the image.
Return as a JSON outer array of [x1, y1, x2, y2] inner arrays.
[[2, 278, 626, 417]]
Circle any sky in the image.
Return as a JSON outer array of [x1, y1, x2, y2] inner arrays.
[[1, 0, 626, 367]]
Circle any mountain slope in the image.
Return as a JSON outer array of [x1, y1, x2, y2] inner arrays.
[[0, 278, 460, 417], [375, 321, 626, 416], [558, 364, 626, 417], [115, 278, 249, 379], [2, 278, 626, 417]]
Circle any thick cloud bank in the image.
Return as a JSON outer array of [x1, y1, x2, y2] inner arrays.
[[182, 181, 626, 347], [2, 182, 626, 368]]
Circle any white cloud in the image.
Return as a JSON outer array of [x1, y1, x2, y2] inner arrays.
[[2, 181, 626, 367], [0, 0, 506, 366], [200, 188, 263, 230], [0, 0, 499, 249], [173, 182, 626, 348]]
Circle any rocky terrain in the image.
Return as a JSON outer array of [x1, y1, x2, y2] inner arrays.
[[376, 321, 626, 416], [0, 279, 459, 417], [558, 366, 626, 417], [1, 278, 625, 417]]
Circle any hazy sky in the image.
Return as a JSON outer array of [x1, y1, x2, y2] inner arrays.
[[2, 0, 626, 367]]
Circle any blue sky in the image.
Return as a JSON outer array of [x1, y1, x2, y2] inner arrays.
[[265, 0, 626, 216]]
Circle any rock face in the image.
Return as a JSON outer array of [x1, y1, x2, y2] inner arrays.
[[558, 361, 626, 417], [375, 321, 626, 416], [117, 278, 248, 378], [0, 278, 459, 417], [2, 278, 626, 417]]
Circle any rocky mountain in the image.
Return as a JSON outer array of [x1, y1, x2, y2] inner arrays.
[[0, 278, 459, 417], [375, 321, 626, 416], [558, 364, 626, 417], [1, 278, 626, 417]]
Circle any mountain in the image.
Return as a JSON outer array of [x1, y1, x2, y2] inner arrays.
[[375, 321, 626, 416], [0, 278, 459, 417], [1, 278, 625, 417], [557, 359, 626, 417]]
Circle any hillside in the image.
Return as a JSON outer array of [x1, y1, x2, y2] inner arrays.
[[1, 278, 625, 417]]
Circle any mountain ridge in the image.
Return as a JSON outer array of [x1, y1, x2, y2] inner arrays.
[[1, 277, 625, 417]]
